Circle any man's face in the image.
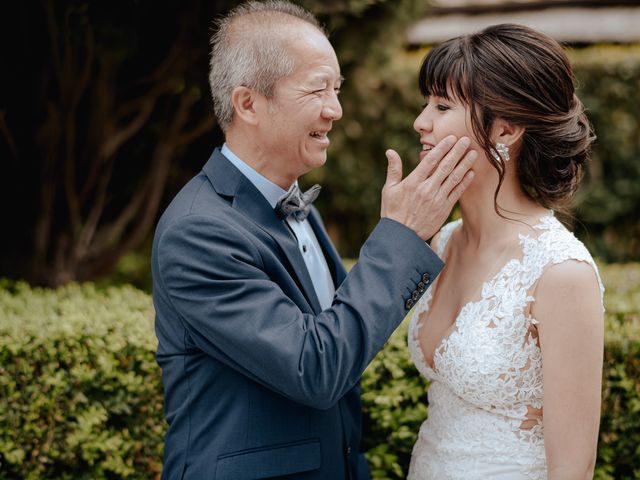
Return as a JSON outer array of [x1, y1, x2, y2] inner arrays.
[[256, 24, 343, 184]]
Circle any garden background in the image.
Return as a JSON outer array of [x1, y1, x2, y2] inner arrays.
[[1, 0, 639, 478]]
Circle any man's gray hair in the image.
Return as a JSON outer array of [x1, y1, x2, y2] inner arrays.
[[209, 1, 325, 132]]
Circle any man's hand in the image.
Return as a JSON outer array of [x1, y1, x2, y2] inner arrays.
[[380, 135, 476, 240]]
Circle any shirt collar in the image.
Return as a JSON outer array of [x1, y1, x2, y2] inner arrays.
[[221, 143, 293, 208]]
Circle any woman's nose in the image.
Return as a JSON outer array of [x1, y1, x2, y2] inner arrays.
[[413, 108, 432, 133]]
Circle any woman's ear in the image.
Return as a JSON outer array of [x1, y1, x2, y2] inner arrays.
[[230, 86, 260, 126], [492, 118, 525, 148]]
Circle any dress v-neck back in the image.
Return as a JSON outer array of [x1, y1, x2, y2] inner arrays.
[[406, 214, 604, 480]]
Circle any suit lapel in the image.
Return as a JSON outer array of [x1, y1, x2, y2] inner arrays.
[[203, 149, 322, 314]]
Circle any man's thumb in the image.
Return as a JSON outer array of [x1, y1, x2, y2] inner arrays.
[[384, 149, 403, 186]]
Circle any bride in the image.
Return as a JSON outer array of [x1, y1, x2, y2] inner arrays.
[[401, 24, 604, 479]]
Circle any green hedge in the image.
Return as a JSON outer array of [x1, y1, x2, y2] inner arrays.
[[1, 264, 639, 478], [0, 281, 163, 479], [596, 264, 640, 480]]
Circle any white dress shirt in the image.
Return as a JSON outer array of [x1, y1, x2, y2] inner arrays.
[[221, 144, 335, 310]]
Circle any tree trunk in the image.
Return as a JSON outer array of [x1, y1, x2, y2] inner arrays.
[[3, 1, 218, 287]]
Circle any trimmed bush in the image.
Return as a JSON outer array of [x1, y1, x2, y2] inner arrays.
[[596, 264, 640, 480], [0, 281, 163, 479], [360, 318, 427, 479], [1, 264, 639, 478]]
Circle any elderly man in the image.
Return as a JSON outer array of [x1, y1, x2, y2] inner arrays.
[[151, 1, 475, 479]]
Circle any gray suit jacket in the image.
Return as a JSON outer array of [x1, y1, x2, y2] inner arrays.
[[152, 148, 443, 479]]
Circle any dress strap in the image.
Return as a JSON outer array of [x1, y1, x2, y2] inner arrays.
[[518, 216, 605, 307]]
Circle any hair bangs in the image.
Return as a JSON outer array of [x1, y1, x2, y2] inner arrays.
[[419, 40, 470, 104]]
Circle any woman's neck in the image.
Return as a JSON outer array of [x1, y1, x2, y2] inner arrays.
[[457, 170, 549, 251]]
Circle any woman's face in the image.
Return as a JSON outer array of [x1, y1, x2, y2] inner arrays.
[[413, 94, 476, 161], [413, 94, 497, 183]]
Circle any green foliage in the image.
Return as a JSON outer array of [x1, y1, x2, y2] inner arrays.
[[570, 45, 640, 262], [596, 264, 640, 480], [361, 263, 640, 480], [98, 242, 153, 293], [360, 318, 427, 479], [0, 282, 163, 479]]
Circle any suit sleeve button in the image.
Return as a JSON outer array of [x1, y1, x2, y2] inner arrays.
[[417, 281, 425, 292], [422, 273, 431, 283], [412, 290, 419, 301], [405, 298, 415, 309]]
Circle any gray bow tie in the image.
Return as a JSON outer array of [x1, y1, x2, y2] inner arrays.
[[275, 184, 321, 221]]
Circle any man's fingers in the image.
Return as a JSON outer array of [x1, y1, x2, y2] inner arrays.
[[441, 149, 477, 195], [409, 135, 458, 181], [447, 168, 475, 204], [428, 136, 472, 185], [384, 149, 403, 187]]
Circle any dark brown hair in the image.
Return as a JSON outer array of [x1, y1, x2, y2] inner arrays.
[[419, 23, 595, 214]]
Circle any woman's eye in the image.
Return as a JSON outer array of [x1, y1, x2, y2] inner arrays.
[[437, 104, 450, 112]]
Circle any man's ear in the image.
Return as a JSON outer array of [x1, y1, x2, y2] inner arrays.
[[492, 118, 525, 148], [231, 86, 260, 126]]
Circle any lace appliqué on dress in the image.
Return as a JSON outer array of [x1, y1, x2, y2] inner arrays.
[[407, 215, 604, 480]]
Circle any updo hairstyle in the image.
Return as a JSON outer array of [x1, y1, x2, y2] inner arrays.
[[418, 23, 595, 214]]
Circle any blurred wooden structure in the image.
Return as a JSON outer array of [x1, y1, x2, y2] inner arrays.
[[407, 0, 640, 45]]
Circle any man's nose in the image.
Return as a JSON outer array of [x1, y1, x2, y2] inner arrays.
[[322, 93, 343, 121]]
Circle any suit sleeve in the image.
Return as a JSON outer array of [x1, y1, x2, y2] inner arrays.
[[155, 215, 442, 409]]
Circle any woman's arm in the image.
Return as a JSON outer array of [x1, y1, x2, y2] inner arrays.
[[533, 259, 604, 480]]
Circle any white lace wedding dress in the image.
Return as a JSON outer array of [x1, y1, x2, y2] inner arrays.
[[407, 215, 604, 479]]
